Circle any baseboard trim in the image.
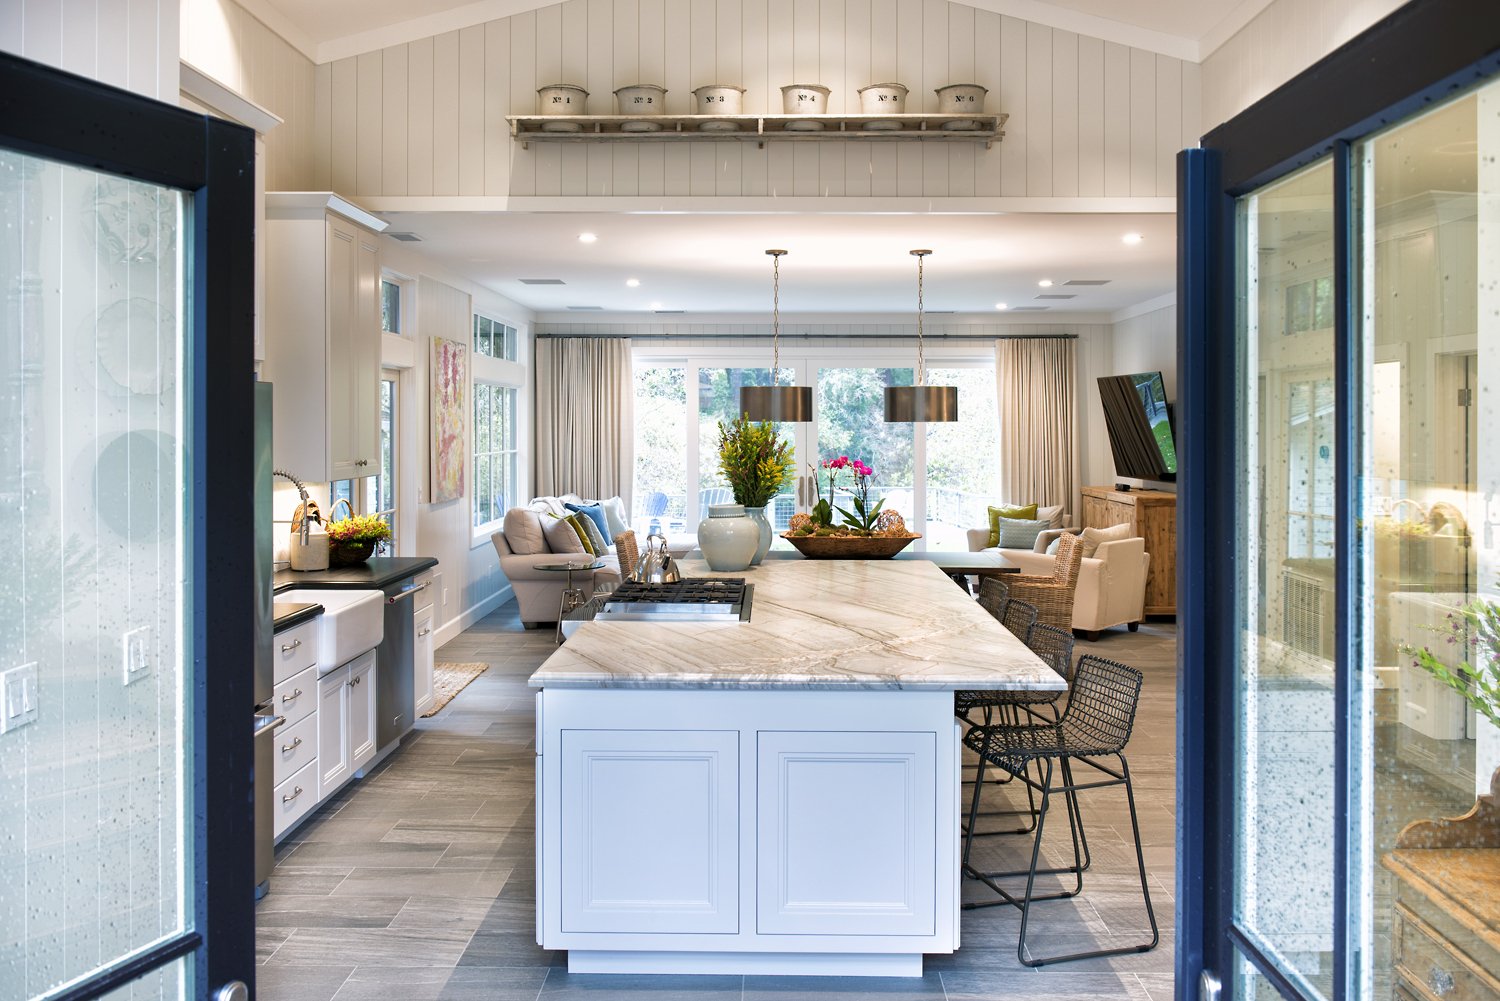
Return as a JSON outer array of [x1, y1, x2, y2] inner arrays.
[[436, 584, 513, 647], [565, 951, 925, 977]]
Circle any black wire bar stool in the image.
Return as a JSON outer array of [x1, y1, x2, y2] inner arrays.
[[955, 593, 1041, 832], [960, 655, 1158, 968]]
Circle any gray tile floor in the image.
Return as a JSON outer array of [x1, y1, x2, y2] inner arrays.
[[256, 604, 1179, 1001]]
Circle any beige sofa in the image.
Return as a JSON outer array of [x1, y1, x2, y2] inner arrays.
[[968, 526, 1149, 638], [491, 494, 624, 628]]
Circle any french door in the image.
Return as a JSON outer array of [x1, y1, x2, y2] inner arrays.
[[0, 55, 257, 999], [1178, 2, 1500, 999]]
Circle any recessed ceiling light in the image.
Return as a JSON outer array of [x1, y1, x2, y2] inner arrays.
[[650, 302, 663, 310], [578, 232, 598, 243], [994, 302, 1008, 310], [1037, 279, 1053, 288], [626, 278, 640, 287], [1122, 232, 1143, 245]]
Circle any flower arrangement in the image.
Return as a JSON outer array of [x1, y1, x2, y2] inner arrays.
[[717, 414, 797, 508], [325, 514, 392, 566], [1403, 589, 1500, 733], [789, 455, 914, 539]]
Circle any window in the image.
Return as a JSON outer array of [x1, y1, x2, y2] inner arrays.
[[474, 313, 517, 361], [634, 364, 689, 534], [330, 372, 400, 554], [381, 278, 402, 334], [473, 383, 518, 530]]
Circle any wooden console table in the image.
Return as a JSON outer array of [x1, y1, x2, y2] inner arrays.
[[1080, 486, 1176, 616]]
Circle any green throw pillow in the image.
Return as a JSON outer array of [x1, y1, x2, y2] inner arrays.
[[562, 513, 595, 555], [986, 503, 1039, 548]]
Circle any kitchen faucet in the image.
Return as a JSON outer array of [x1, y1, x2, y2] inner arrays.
[[273, 469, 319, 544]]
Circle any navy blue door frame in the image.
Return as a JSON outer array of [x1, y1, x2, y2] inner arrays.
[[1175, 2, 1500, 999]]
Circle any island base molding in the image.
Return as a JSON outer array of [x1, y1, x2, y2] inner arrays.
[[534, 688, 964, 978], [566, 950, 924, 977]]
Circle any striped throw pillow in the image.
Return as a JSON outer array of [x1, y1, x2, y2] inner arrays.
[[995, 516, 1051, 550], [574, 511, 610, 554]]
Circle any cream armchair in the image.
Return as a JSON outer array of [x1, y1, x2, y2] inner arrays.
[[1004, 536, 1151, 639]]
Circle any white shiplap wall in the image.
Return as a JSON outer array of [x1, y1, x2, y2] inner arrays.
[[0, 0, 178, 101], [180, 0, 319, 190], [313, 0, 1199, 200]]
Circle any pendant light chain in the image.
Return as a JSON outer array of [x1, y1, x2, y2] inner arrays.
[[911, 249, 931, 386], [771, 250, 781, 385]]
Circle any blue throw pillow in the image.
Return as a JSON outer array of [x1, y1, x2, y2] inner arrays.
[[995, 516, 1051, 550], [565, 502, 611, 543]]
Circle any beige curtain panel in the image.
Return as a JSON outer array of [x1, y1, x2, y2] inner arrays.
[[995, 338, 1077, 513], [533, 336, 635, 511]]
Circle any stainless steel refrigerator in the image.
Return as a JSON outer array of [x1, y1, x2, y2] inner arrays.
[[251, 381, 281, 898]]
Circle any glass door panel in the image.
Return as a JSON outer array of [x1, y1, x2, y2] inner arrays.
[[1232, 158, 1338, 1000], [633, 363, 689, 535], [924, 366, 1002, 550], [0, 153, 193, 996], [698, 366, 800, 543], [815, 367, 916, 538]]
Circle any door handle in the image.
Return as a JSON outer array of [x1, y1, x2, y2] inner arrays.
[[280, 638, 302, 653], [281, 736, 303, 752], [253, 712, 287, 738], [282, 786, 303, 804], [418, 627, 431, 637], [281, 689, 302, 703]]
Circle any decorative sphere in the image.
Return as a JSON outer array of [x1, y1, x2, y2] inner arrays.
[[875, 509, 906, 534], [788, 512, 813, 532]]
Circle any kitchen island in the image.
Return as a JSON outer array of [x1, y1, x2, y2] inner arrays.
[[529, 558, 1064, 978]]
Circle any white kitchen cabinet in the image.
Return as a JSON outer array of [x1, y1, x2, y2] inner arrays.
[[413, 605, 435, 718], [263, 192, 386, 482], [317, 649, 377, 799]]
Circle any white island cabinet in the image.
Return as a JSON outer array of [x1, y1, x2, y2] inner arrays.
[[529, 559, 1064, 978]]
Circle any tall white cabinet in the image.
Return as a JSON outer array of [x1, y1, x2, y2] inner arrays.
[[263, 193, 386, 481]]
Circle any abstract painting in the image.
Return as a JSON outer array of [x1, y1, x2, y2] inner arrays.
[[430, 336, 467, 503]]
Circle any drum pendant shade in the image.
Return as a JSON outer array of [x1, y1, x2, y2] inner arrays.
[[885, 248, 959, 422], [739, 249, 813, 423]]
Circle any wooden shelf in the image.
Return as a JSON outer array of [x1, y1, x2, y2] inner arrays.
[[507, 113, 1007, 149]]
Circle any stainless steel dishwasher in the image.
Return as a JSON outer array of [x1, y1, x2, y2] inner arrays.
[[373, 577, 429, 751]]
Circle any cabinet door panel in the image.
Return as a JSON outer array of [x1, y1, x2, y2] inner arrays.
[[353, 232, 381, 467], [326, 219, 358, 479], [757, 730, 936, 936], [560, 729, 738, 934], [413, 607, 435, 717], [349, 652, 377, 771], [317, 665, 350, 797]]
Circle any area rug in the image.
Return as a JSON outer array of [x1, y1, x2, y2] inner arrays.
[[422, 662, 489, 717]]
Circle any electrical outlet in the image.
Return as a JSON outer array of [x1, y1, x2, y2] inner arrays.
[[1, 662, 38, 734], [443, 587, 450, 607], [122, 626, 153, 685]]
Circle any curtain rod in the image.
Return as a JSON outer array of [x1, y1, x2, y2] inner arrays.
[[535, 332, 1078, 341]]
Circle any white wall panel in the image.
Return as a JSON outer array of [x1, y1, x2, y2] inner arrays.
[[23, 0, 177, 101], [309, 0, 1198, 201]]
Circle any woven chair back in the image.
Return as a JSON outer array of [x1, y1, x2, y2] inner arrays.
[[1050, 532, 1086, 589], [1001, 598, 1038, 641], [1024, 622, 1077, 684], [614, 530, 640, 580], [976, 577, 1010, 623], [1059, 655, 1144, 754]]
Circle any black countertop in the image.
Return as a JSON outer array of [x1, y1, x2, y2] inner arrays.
[[273, 602, 323, 631], [274, 556, 440, 595]]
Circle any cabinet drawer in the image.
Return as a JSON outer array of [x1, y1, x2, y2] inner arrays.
[[273, 712, 319, 786], [273, 619, 319, 684], [1395, 902, 1500, 1001], [274, 665, 318, 728], [412, 572, 436, 612], [273, 759, 319, 838]]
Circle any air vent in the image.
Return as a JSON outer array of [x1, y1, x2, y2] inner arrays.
[[566, 305, 604, 311], [1062, 279, 1110, 286], [654, 309, 685, 314], [1009, 306, 1049, 311], [386, 231, 422, 242], [1035, 294, 1077, 300], [518, 278, 567, 285]]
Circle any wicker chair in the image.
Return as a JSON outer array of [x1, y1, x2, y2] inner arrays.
[[975, 577, 1010, 622], [1005, 532, 1084, 630], [961, 655, 1159, 967], [613, 530, 640, 583]]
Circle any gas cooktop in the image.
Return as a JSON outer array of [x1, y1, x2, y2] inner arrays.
[[597, 578, 753, 621]]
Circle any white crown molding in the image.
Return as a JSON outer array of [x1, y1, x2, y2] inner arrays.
[[303, 0, 1202, 65], [1110, 292, 1176, 324], [360, 194, 1178, 215], [1196, 0, 1279, 62], [179, 61, 284, 133], [532, 309, 1121, 326], [234, 0, 320, 62]]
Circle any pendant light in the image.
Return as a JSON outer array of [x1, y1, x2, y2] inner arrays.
[[740, 249, 813, 423], [884, 249, 959, 422]]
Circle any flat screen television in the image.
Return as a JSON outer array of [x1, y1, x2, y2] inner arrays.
[[1098, 372, 1177, 482]]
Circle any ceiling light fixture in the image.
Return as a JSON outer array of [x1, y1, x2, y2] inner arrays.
[[1122, 232, 1143, 245], [578, 232, 598, 243], [994, 302, 1009, 311], [626, 278, 640, 287], [1037, 278, 1054, 288], [739, 250, 813, 424], [884, 250, 958, 423]]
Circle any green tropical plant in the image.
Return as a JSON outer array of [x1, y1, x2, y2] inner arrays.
[[717, 414, 796, 508], [1402, 588, 1500, 732]]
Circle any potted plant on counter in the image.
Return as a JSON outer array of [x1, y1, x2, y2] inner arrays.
[[325, 513, 393, 567], [713, 414, 797, 566], [783, 454, 920, 559]]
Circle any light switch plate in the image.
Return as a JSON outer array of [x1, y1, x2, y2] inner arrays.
[[123, 626, 153, 685], [1, 662, 38, 734]]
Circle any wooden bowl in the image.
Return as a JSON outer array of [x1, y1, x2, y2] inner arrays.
[[780, 532, 920, 559]]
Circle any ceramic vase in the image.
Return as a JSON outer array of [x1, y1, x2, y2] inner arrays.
[[744, 505, 773, 565], [698, 503, 759, 572]]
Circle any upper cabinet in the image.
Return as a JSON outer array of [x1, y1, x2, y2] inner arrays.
[[263, 193, 386, 482]]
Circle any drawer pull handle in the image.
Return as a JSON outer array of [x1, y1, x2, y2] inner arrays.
[[1429, 967, 1454, 997], [281, 689, 302, 703], [418, 628, 431, 637], [281, 736, 302, 752], [280, 639, 302, 653], [282, 786, 303, 804]]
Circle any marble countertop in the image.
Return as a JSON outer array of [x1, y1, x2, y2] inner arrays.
[[529, 558, 1065, 691]]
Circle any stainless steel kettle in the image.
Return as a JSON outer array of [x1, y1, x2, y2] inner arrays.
[[631, 532, 681, 584]]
